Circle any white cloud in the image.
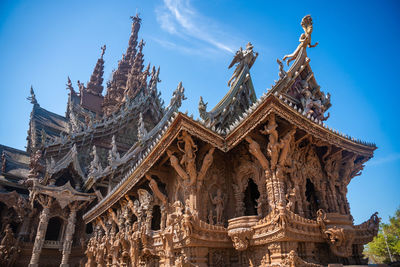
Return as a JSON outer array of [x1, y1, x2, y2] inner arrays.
[[155, 0, 236, 54], [151, 37, 217, 57]]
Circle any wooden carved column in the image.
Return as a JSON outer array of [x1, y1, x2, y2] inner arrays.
[[29, 196, 53, 267], [18, 209, 34, 241], [60, 203, 78, 267], [167, 130, 214, 214], [245, 136, 277, 208]]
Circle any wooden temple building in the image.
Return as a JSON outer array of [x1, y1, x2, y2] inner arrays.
[[0, 14, 380, 266]]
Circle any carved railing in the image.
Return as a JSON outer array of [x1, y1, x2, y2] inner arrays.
[[42, 240, 63, 249], [251, 209, 323, 244]]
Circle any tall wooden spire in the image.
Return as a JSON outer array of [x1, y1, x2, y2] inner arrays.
[[103, 14, 143, 115], [79, 45, 106, 114], [86, 45, 106, 96]]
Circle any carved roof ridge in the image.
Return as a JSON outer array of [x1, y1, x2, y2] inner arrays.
[[212, 65, 255, 113], [199, 65, 257, 130]]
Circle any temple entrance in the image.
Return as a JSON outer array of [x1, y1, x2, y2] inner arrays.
[[151, 205, 161, 230], [243, 179, 260, 216], [305, 179, 319, 218], [45, 217, 63, 241]]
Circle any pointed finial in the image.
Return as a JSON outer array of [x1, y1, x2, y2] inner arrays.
[[138, 39, 145, 51], [66, 76, 76, 95], [137, 113, 147, 142], [27, 85, 38, 105], [199, 96, 208, 120], [100, 45, 106, 59]]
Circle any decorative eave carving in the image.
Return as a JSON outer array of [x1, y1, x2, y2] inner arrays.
[[83, 94, 375, 223], [31, 181, 95, 209]]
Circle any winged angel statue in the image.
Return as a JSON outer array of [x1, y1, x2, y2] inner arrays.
[[283, 15, 318, 66], [227, 42, 258, 87]]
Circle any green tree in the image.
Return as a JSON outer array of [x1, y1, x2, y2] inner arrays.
[[364, 207, 400, 263]]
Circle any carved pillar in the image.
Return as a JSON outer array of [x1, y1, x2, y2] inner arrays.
[[29, 197, 52, 267], [60, 207, 77, 267], [145, 205, 153, 234], [303, 242, 316, 262], [267, 241, 297, 265], [18, 212, 32, 241], [160, 204, 166, 230], [182, 247, 209, 267], [272, 168, 286, 207], [265, 170, 277, 209], [233, 185, 245, 216]]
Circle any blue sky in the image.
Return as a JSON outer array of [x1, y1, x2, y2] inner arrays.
[[0, 0, 399, 224]]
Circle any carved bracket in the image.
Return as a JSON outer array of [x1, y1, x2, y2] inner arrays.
[[228, 227, 254, 251]]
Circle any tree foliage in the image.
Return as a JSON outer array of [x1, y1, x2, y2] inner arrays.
[[364, 207, 400, 263]]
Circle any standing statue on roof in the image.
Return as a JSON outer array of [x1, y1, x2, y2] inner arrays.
[[227, 42, 258, 87], [283, 15, 318, 66]]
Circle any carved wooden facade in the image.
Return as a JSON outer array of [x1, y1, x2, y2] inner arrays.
[[0, 15, 379, 266]]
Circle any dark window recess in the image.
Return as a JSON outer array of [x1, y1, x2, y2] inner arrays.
[[243, 179, 260, 216], [55, 169, 76, 188], [85, 222, 93, 235], [151, 205, 161, 230], [45, 217, 63, 241], [305, 179, 319, 218]]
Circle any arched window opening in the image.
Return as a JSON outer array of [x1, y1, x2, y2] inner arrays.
[[45, 217, 63, 241], [243, 179, 260, 216], [151, 205, 161, 230], [305, 179, 319, 218], [85, 222, 93, 235]]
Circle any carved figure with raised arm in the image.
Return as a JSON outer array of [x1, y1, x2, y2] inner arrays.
[[283, 15, 318, 66]]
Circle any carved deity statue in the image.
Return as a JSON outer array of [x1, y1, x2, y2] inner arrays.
[[128, 222, 140, 267], [277, 128, 296, 168], [228, 42, 258, 87], [28, 150, 44, 179], [260, 115, 279, 170], [0, 224, 19, 267], [84, 238, 96, 267], [283, 15, 318, 66], [285, 187, 297, 211], [210, 189, 226, 225], [177, 130, 197, 168]]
